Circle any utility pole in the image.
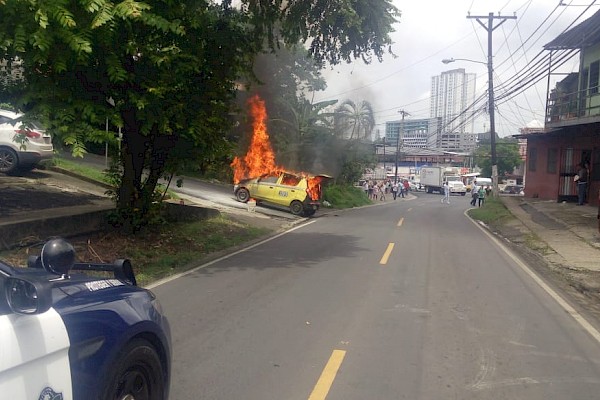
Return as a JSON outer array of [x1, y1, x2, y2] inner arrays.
[[467, 12, 516, 197], [383, 136, 386, 174], [395, 110, 409, 184]]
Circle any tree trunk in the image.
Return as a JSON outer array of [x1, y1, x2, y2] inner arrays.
[[117, 110, 150, 231], [116, 110, 177, 231]]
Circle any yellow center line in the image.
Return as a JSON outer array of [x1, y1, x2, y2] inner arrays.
[[379, 243, 395, 265], [308, 349, 347, 400], [397, 217, 404, 227]]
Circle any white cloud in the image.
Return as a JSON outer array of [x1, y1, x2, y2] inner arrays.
[[314, 0, 596, 137]]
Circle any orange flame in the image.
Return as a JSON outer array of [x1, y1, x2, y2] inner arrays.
[[231, 95, 282, 184], [306, 176, 324, 202], [231, 94, 325, 201]]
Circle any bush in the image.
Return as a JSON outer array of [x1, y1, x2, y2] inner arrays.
[[323, 184, 371, 209]]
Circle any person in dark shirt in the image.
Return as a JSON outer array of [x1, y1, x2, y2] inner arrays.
[[576, 162, 589, 205]]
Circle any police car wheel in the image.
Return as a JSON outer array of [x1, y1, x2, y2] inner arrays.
[[103, 339, 165, 400]]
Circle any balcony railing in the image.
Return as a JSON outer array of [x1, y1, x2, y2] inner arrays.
[[546, 84, 600, 126]]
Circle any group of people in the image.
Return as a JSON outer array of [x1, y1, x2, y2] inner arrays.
[[469, 182, 491, 207], [363, 179, 411, 201]]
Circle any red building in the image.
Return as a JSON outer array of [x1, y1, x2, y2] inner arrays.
[[516, 11, 600, 206]]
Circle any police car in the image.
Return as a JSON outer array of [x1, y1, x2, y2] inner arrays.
[[0, 238, 171, 400]]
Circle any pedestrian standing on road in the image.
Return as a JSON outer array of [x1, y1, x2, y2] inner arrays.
[[379, 183, 386, 201], [470, 182, 479, 206], [363, 180, 369, 197], [399, 181, 405, 198], [368, 181, 374, 199], [403, 180, 410, 195], [391, 182, 398, 200], [575, 162, 589, 205], [441, 181, 450, 204], [478, 185, 486, 207], [372, 182, 379, 200]]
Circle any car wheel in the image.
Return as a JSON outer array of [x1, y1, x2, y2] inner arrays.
[[0, 147, 18, 174], [102, 339, 165, 400], [236, 188, 250, 203], [303, 209, 316, 217], [290, 200, 304, 216]]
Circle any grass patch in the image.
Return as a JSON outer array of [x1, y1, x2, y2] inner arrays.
[[52, 157, 179, 199], [467, 196, 514, 226], [323, 184, 371, 208], [2, 215, 270, 287], [53, 157, 111, 184]]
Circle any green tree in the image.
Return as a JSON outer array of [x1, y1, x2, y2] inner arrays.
[[473, 139, 522, 179], [334, 99, 376, 140], [0, 0, 400, 230]]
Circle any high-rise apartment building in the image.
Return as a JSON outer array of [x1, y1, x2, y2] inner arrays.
[[385, 118, 440, 149], [430, 68, 477, 151]]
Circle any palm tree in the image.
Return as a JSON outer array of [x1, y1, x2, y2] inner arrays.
[[334, 99, 376, 140]]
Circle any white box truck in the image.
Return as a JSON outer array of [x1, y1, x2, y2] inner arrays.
[[420, 167, 467, 195]]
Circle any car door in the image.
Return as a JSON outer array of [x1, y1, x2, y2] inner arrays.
[[273, 173, 301, 205], [254, 174, 280, 201], [0, 273, 74, 400]]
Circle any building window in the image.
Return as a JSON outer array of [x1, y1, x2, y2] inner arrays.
[[528, 147, 537, 172], [547, 148, 558, 173], [590, 61, 599, 95]]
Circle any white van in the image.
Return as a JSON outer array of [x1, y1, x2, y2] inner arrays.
[[473, 177, 492, 188]]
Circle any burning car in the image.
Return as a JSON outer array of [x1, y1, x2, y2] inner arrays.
[[234, 171, 328, 217]]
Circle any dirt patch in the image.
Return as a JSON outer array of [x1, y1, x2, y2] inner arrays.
[[489, 219, 600, 323]]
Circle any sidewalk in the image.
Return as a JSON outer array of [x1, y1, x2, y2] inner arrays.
[[499, 196, 600, 272]]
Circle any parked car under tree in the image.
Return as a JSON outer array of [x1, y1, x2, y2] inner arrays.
[[0, 109, 53, 174]]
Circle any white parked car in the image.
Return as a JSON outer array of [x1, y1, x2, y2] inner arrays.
[[0, 109, 53, 174]]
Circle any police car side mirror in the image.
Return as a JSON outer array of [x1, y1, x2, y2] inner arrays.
[[4, 277, 52, 315]]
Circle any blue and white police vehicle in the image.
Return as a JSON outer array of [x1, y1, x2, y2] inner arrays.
[[0, 238, 171, 400]]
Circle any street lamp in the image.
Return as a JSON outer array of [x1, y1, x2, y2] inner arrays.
[[441, 58, 486, 65], [442, 56, 498, 197]]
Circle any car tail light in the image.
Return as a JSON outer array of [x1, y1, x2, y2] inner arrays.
[[15, 129, 42, 139]]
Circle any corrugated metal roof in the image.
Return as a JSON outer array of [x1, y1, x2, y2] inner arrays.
[[544, 10, 600, 50]]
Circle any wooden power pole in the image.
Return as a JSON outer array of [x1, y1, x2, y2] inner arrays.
[[467, 12, 516, 196]]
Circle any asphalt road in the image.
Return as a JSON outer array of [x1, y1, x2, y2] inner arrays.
[[152, 193, 600, 399]]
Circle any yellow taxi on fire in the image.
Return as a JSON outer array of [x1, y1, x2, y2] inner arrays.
[[234, 171, 328, 217]]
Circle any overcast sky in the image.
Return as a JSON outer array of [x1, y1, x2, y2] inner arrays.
[[313, 0, 598, 138]]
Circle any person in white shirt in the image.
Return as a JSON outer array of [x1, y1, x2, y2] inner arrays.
[[470, 181, 479, 206], [441, 181, 450, 204]]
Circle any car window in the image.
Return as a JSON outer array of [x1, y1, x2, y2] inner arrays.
[[260, 175, 279, 184], [0, 116, 13, 125], [281, 173, 301, 186]]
